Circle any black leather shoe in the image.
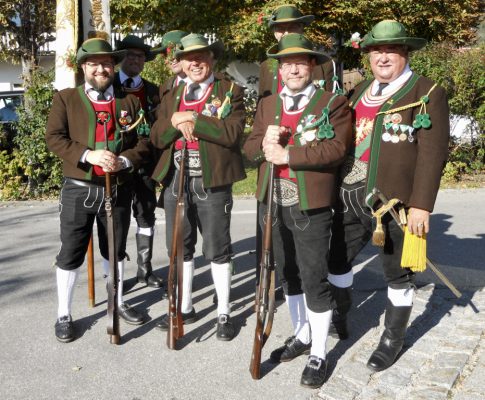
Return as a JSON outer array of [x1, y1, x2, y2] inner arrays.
[[300, 356, 327, 388], [119, 303, 144, 325], [144, 273, 164, 288], [216, 314, 235, 341], [155, 308, 197, 331], [270, 336, 311, 363], [55, 315, 74, 343]]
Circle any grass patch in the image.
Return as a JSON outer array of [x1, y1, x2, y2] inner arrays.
[[233, 166, 257, 197]]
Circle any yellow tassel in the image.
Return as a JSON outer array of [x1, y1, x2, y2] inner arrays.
[[372, 215, 385, 247], [401, 226, 427, 272]]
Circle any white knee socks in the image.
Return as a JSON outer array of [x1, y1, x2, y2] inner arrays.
[[211, 262, 232, 316], [307, 307, 332, 360], [285, 294, 311, 344], [388, 286, 414, 307], [57, 267, 79, 318], [102, 257, 125, 306], [181, 260, 195, 313]]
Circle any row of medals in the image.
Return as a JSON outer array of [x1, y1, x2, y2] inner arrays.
[[382, 113, 415, 143]]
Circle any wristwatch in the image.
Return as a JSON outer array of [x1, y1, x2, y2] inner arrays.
[[191, 111, 198, 122]]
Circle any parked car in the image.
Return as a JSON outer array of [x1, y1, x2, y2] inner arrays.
[[0, 90, 23, 152]]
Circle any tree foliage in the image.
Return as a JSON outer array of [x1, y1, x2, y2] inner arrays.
[[111, 0, 482, 66], [0, 0, 56, 89]]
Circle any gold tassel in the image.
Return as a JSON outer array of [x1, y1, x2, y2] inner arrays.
[[371, 198, 400, 248], [401, 226, 427, 272], [372, 214, 385, 247]]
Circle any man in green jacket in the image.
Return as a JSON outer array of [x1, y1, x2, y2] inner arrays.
[[151, 34, 246, 341], [328, 20, 450, 372], [244, 33, 352, 388], [46, 38, 152, 342]]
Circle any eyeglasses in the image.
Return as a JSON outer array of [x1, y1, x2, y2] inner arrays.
[[280, 61, 311, 71], [126, 52, 146, 60], [85, 61, 115, 69]]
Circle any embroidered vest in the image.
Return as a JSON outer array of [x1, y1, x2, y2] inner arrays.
[[91, 99, 116, 176]]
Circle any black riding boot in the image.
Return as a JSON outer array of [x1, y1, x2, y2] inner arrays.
[[136, 233, 163, 288], [329, 286, 352, 340], [367, 299, 412, 372]]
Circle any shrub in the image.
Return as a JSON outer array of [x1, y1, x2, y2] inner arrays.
[[0, 68, 62, 200]]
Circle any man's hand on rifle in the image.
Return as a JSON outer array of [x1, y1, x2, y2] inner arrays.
[[171, 111, 198, 142], [86, 149, 124, 172], [407, 207, 430, 236]]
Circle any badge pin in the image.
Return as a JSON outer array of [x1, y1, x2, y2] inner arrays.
[[391, 113, 402, 124], [303, 129, 316, 142], [382, 132, 391, 142]]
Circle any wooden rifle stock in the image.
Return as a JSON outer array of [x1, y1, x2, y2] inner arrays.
[[249, 163, 276, 379], [167, 142, 186, 349], [99, 114, 120, 345]]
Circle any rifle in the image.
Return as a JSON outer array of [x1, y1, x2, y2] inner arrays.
[[97, 111, 120, 345], [249, 162, 276, 379], [367, 187, 462, 298], [167, 141, 186, 349]]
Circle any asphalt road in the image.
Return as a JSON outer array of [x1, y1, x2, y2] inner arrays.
[[0, 188, 483, 400]]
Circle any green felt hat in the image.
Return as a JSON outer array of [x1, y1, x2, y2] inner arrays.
[[174, 33, 224, 60], [77, 38, 126, 65], [267, 33, 327, 65], [157, 30, 188, 54], [361, 20, 427, 51], [268, 5, 314, 28], [115, 34, 160, 61]]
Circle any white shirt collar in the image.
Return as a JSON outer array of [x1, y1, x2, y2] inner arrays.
[[119, 70, 142, 88], [184, 74, 215, 100], [84, 83, 114, 101], [279, 82, 316, 111], [372, 64, 413, 96]]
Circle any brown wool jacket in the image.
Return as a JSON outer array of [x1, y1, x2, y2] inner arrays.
[[151, 76, 246, 188], [46, 86, 151, 182], [159, 76, 177, 102], [244, 87, 352, 210], [349, 74, 450, 212], [258, 58, 338, 101]]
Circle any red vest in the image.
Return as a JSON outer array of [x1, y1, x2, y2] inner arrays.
[[91, 99, 116, 176], [175, 83, 214, 151], [275, 106, 304, 181], [353, 98, 381, 162]]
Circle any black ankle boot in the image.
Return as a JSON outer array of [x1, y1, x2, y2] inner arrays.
[[329, 286, 352, 340], [367, 300, 412, 372], [136, 233, 163, 288]]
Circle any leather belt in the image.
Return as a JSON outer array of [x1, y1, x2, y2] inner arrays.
[[65, 177, 114, 188]]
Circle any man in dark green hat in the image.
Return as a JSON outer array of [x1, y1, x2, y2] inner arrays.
[[258, 4, 341, 101], [114, 34, 164, 291], [151, 33, 246, 342], [244, 33, 352, 388], [46, 38, 152, 342], [328, 20, 449, 372], [157, 30, 188, 100]]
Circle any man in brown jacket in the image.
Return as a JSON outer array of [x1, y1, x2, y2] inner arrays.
[[258, 4, 341, 101], [151, 33, 246, 341], [46, 38, 151, 342], [244, 33, 352, 388], [115, 35, 164, 289], [327, 20, 450, 372]]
